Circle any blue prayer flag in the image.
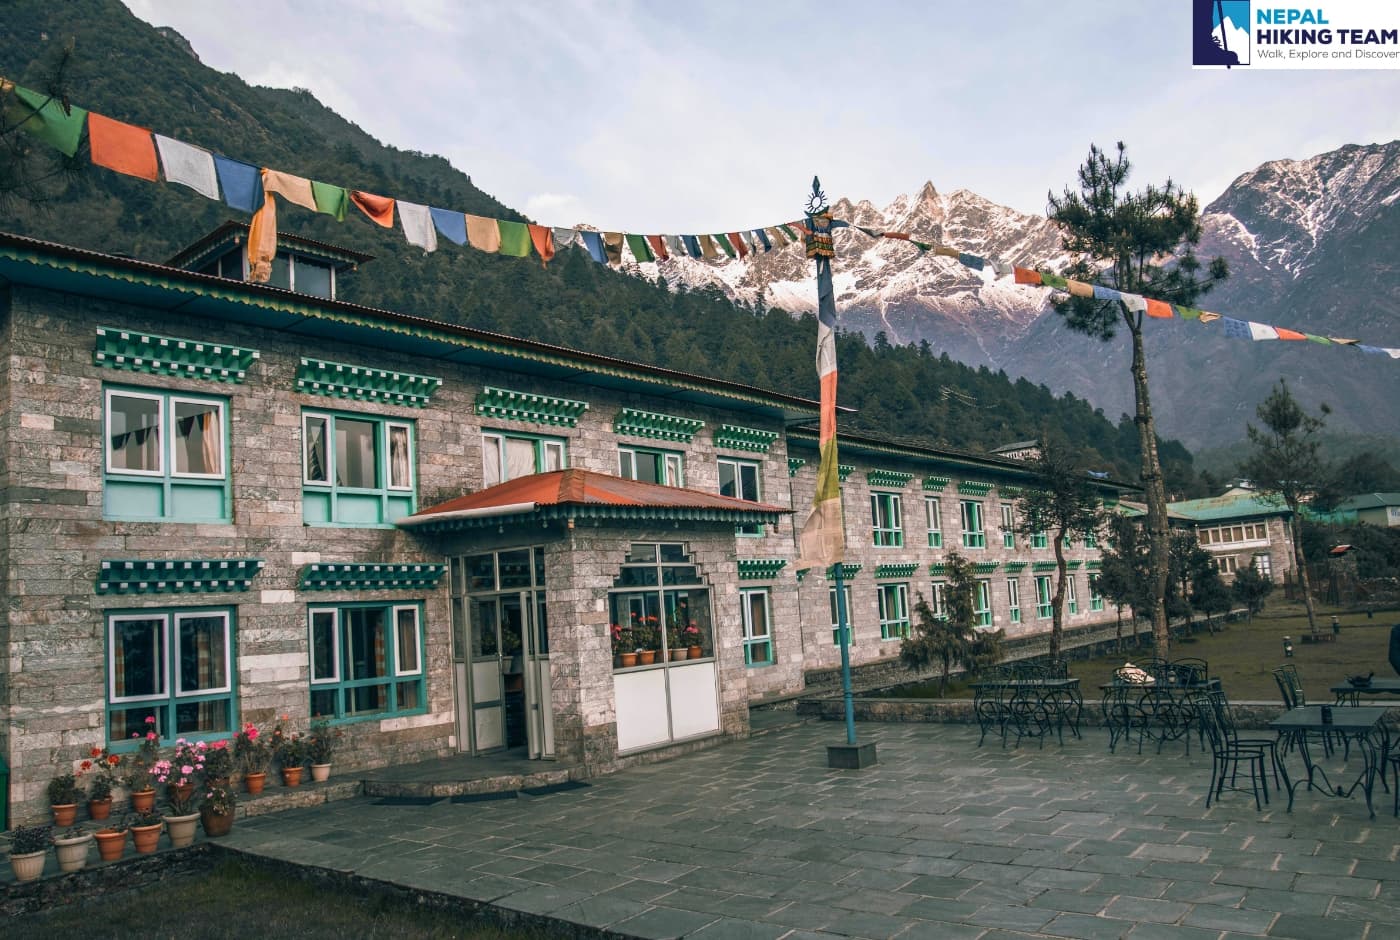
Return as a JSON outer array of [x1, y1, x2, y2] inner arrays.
[[682, 235, 702, 258], [430, 207, 467, 245], [1220, 317, 1251, 339], [958, 252, 985, 271], [579, 231, 608, 264], [1092, 285, 1121, 302], [752, 229, 771, 251], [213, 155, 262, 213]]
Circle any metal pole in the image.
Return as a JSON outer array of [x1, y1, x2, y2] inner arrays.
[[834, 563, 856, 745]]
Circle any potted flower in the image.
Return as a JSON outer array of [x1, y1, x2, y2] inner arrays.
[[82, 745, 122, 820], [635, 615, 660, 665], [128, 808, 164, 855], [611, 622, 637, 667], [681, 622, 703, 659], [47, 771, 84, 827], [200, 783, 237, 838], [53, 825, 93, 873], [93, 821, 128, 862], [271, 716, 307, 787], [232, 721, 272, 795], [203, 738, 235, 786], [125, 716, 162, 812], [306, 717, 343, 782], [7, 824, 50, 882]]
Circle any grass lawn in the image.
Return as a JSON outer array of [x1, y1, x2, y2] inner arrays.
[[12, 858, 564, 939], [878, 601, 1400, 703]]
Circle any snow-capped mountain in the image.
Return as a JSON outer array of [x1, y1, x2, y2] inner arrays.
[[622, 142, 1400, 449]]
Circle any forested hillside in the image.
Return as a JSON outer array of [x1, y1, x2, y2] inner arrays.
[[0, 0, 1196, 487]]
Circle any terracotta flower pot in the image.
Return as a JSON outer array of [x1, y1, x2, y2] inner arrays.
[[669, 647, 689, 661], [201, 807, 234, 838], [51, 803, 78, 827], [93, 828, 127, 862], [243, 771, 267, 796], [689, 645, 703, 659], [618, 651, 639, 668], [9, 850, 46, 883], [638, 650, 656, 665], [164, 812, 200, 848], [130, 788, 156, 813], [281, 766, 303, 788], [311, 763, 331, 783], [173, 782, 195, 805], [54, 833, 92, 873], [131, 822, 162, 855], [88, 797, 113, 821]]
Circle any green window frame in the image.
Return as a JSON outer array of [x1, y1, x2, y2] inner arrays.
[[1084, 531, 1097, 549], [1032, 531, 1048, 549], [104, 386, 230, 523], [925, 496, 942, 547], [974, 579, 993, 628], [929, 581, 949, 621], [1001, 503, 1016, 549], [1066, 575, 1078, 614], [871, 492, 904, 547], [877, 582, 911, 640], [829, 585, 854, 646], [106, 606, 236, 746], [960, 499, 985, 549], [303, 409, 415, 526], [308, 602, 426, 723], [619, 446, 683, 487], [741, 588, 774, 666], [1006, 577, 1021, 623], [1035, 575, 1053, 619], [719, 456, 763, 536], [483, 430, 566, 488], [1090, 574, 1104, 611]]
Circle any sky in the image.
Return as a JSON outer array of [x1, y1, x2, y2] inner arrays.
[[123, 0, 1400, 233]]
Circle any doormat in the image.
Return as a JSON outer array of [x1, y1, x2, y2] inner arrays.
[[449, 791, 518, 803], [371, 796, 442, 806], [520, 780, 591, 796]]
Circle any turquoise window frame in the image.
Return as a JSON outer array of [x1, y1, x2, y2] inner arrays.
[[925, 496, 942, 547], [103, 385, 230, 523], [1084, 532, 1097, 549], [1006, 577, 1021, 624], [740, 588, 774, 666], [974, 579, 993, 628], [1066, 575, 1078, 614], [1001, 504, 1016, 549], [877, 582, 911, 640], [929, 581, 949, 621], [303, 409, 416, 527], [483, 429, 567, 488], [1035, 575, 1053, 619], [1032, 531, 1048, 549], [307, 601, 427, 724], [1090, 575, 1104, 612], [960, 499, 985, 549], [619, 445, 684, 487], [871, 492, 904, 547], [829, 584, 853, 646], [105, 606, 237, 747], [719, 456, 764, 537]]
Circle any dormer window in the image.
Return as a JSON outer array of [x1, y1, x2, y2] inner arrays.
[[169, 221, 371, 302]]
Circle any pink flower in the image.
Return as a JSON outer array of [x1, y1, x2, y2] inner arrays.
[[181, 764, 194, 775], [145, 716, 156, 724], [214, 740, 228, 750]]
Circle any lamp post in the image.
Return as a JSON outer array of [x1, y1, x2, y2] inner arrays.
[[1283, 635, 1294, 658]]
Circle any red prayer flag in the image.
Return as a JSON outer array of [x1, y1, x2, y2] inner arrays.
[[527, 224, 555, 267], [1275, 327, 1307, 340], [1013, 267, 1042, 286], [88, 112, 159, 181], [350, 190, 395, 227], [1145, 299, 1174, 319], [646, 235, 669, 261], [727, 232, 748, 260]]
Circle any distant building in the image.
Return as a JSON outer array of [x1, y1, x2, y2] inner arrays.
[[990, 440, 1040, 462], [1333, 492, 1400, 528], [1167, 493, 1294, 582]]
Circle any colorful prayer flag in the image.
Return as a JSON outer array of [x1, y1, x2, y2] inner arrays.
[[602, 232, 624, 265], [528, 224, 555, 266], [624, 233, 654, 263], [1248, 322, 1280, 341], [682, 235, 702, 258], [1013, 267, 1042, 286], [1092, 285, 1121, 302], [1276, 327, 1308, 341], [1145, 299, 1174, 319], [312, 181, 348, 221], [1067, 279, 1094, 298], [464, 215, 500, 252], [263, 170, 316, 211], [713, 234, 736, 259], [796, 210, 844, 571], [698, 235, 719, 260], [958, 252, 985, 271], [646, 234, 669, 261], [752, 229, 772, 252], [213, 155, 262, 213], [398, 201, 438, 252], [154, 134, 218, 200], [1220, 317, 1251, 338], [497, 220, 532, 257], [552, 227, 578, 250], [727, 232, 748, 260], [432, 208, 468, 245], [8, 84, 87, 157], [351, 190, 395, 228], [87, 113, 158, 181], [579, 230, 607, 264]]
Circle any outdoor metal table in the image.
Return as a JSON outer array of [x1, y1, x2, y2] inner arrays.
[[1099, 679, 1216, 755], [1268, 705, 1390, 818], [969, 678, 1083, 748], [1330, 679, 1400, 706]]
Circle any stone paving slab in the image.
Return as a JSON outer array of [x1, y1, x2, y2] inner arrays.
[[219, 721, 1399, 938]]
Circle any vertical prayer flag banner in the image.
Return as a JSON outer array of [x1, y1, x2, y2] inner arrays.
[[796, 204, 845, 570]]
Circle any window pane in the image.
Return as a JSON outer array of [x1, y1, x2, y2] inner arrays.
[[498, 549, 532, 589], [542, 440, 565, 472], [659, 544, 687, 563], [267, 254, 291, 290], [483, 435, 502, 488], [336, 418, 378, 488], [388, 425, 411, 489], [626, 543, 658, 564], [176, 698, 230, 734], [305, 416, 328, 482], [396, 608, 420, 674], [739, 464, 759, 501], [718, 461, 737, 498], [345, 607, 388, 680], [396, 680, 421, 711], [505, 437, 536, 480], [109, 394, 161, 472], [665, 454, 683, 486], [173, 400, 222, 476], [176, 614, 228, 693], [466, 554, 496, 592], [619, 450, 636, 479], [310, 610, 337, 681], [746, 592, 770, 639], [294, 257, 332, 298], [635, 453, 661, 484], [311, 688, 337, 718], [112, 616, 165, 699]]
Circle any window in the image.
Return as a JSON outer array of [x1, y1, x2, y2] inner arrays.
[[619, 446, 683, 487], [609, 543, 714, 668], [928, 581, 949, 620], [741, 589, 774, 666], [974, 579, 992, 628], [304, 410, 415, 525], [1066, 575, 1078, 614], [483, 431, 565, 488], [829, 585, 854, 646], [871, 492, 904, 547], [1032, 531, 1048, 550], [926, 497, 943, 547], [1084, 531, 1097, 549], [308, 603, 425, 721], [877, 583, 911, 640], [1090, 575, 1104, 611], [960, 500, 985, 549], [107, 608, 234, 744], [1035, 576, 1053, 619], [1006, 578, 1021, 623], [1001, 504, 1016, 549], [718, 457, 762, 536], [1253, 553, 1272, 578], [262, 252, 335, 299], [1214, 555, 1239, 574], [104, 387, 228, 522], [1197, 522, 1269, 546]]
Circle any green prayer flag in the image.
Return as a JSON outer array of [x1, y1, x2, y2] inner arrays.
[[779, 224, 799, 241], [311, 181, 348, 221], [624, 233, 654, 263], [1174, 305, 1203, 320], [1304, 333, 1332, 345], [10, 85, 87, 157], [497, 220, 532, 257], [713, 233, 736, 258], [911, 240, 934, 252], [1040, 272, 1068, 289]]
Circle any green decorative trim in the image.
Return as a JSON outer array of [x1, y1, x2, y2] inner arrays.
[[1067, 560, 1084, 569], [737, 558, 787, 580], [474, 386, 588, 427], [94, 326, 259, 383], [867, 469, 914, 489], [797, 562, 862, 582], [973, 562, 1001, 574], [875, 563, 919, 580], [838, 465, 855, 482], [613, 407, 704, 443], [296, 357, 442, 407], [923, 475, 950, 492], [929, 563, 947, 577], [299, 562, 446, 591], [97, 558, 264, 594], [787, 457, 807, 477], [713, 424, 779, 453], [1032, 561, 1058, 572], [958, 480, 994, 496], [999, 485, 1024, 499], [1087, 561, 1102, 570], [1003, 561, 1028, 572]]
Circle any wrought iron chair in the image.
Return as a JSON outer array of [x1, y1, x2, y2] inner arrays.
[[1202, 688, 1280, 790], [1193, 690, 1271, 810]]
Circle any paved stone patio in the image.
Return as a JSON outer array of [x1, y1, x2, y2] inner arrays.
[[223, 719, 1399, 939]]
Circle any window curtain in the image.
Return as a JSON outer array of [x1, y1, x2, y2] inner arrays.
[[306, 419, 327, 482], [505, 438, 535, 481], [389, 426, 410, 487], [201, 411, 218, 474]]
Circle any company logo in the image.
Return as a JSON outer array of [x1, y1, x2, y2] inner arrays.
[[1193, 0, 1251, 67]]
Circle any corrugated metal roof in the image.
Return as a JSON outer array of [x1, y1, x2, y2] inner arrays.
[[1167, 493, 1290, 522], [1335, 492, 1400, 511]]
